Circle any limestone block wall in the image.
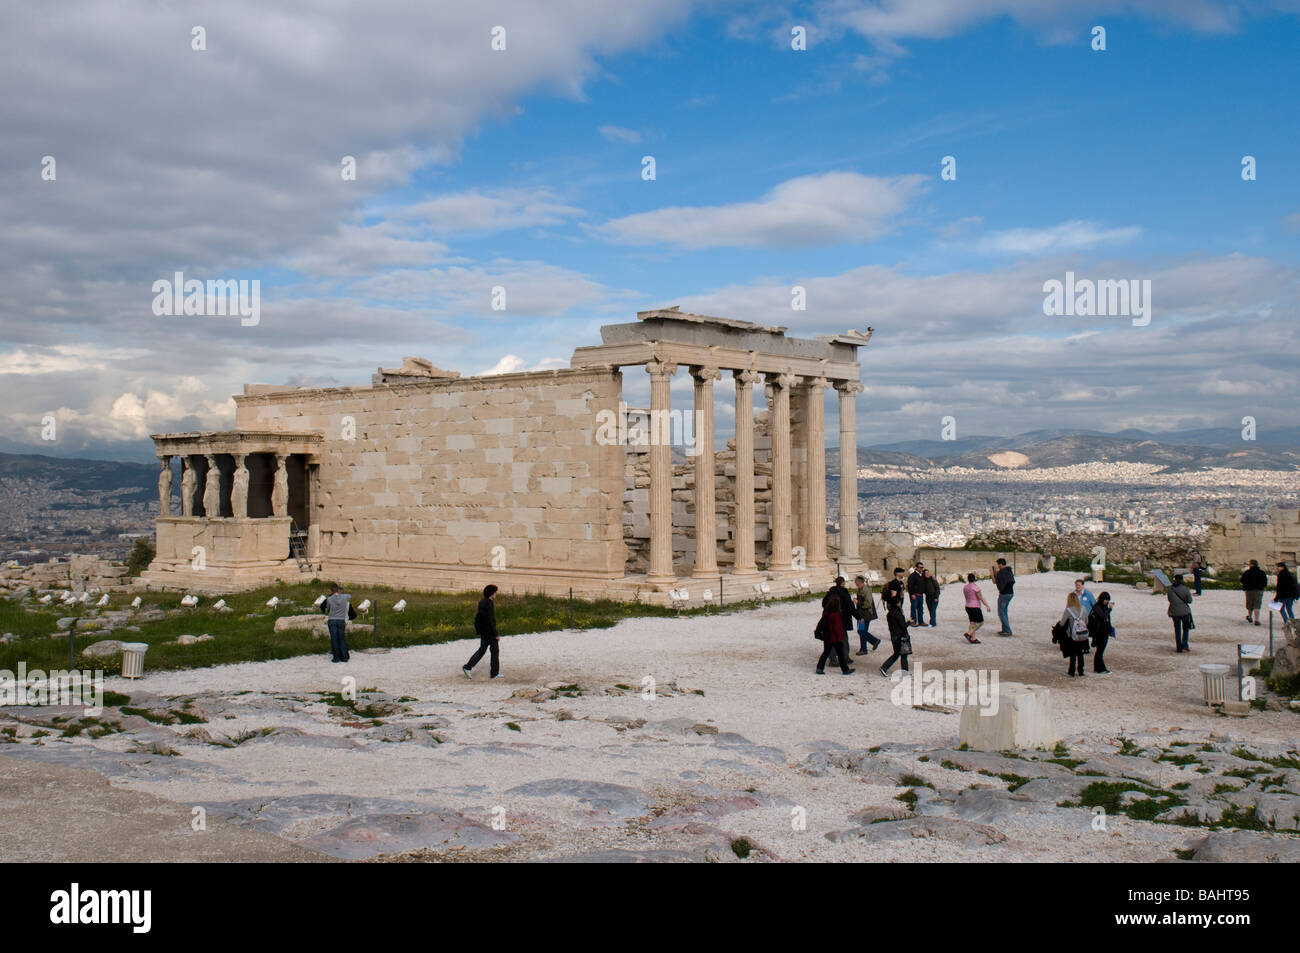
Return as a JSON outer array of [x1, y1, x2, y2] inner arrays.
[[1205, 506, 1300, 569], [233, 367, 627, 588]]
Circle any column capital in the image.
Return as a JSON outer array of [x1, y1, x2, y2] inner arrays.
[[804, 376, 829, 391], [733, 368, 758, 385], [834, 379, 864, 395], [646, 359, 677, 380], [689, 364, 721, 382], [765, 371, 795, 390]]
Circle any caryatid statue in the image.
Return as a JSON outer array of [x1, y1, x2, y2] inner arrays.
[[271, 454, 289, 517], [158, 457, 172, 516], [231, 454, 249, 518], [180, 459, 196, 516]]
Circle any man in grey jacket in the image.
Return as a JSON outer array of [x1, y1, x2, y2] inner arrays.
[[1167, 573, 1194, 653], [322, 583, 352, 663]]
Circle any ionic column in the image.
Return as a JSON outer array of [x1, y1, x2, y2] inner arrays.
[[158, 456, 173, 516], [804, 377, 829, 569], [203, 453, 220, 518], [690, 365, 719, 578], [231, 453, 249, 518], [836, 380, 865, 571], [271, 453, 289, 517], [767, 372, 794, 571], [731, 370, 758, 575], [646, 360, 677, 584]]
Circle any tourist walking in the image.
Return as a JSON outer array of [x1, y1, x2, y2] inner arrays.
[[923, 568, 940, 626], [1088, 592, 1113, 674], [1241, 559, 1267, 625], [962, 572, 990, 644], [827, 575, 859, 650], [885, 567, 907, 611], [1276, 562, 1299, 622], [1167, 573, 1194, 653], [321, 582, 354, 663], [1059, 591, 1090, 677], [879, 601, 913, 676], [1188, 548, 1204, 596], [815, 590, 854, 675], [994, 558, 1015, 635], [463, 584, 503, 678], [907, 563, 926, 625], [853, 574, 881, 654]]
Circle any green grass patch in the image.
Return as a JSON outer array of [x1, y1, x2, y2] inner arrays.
[[730, 837, 754, 859], [1047, 757, 1085, 770], [897, 773, 933, 789]]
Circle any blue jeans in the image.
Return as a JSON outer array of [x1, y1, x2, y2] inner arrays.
[[926, 597, 938, 626], [1281, 599, 1296, 622], [858, 620, 880, 651], [909, 593, 925, 625], [997, 593, 1013, 634], [1173, 616, 1191, 651], [327, 619, 349, 662], [1193, 567, 1203, 595]]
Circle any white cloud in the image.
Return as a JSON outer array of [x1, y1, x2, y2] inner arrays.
[[400, 188, 583, 234], [597, 172, 928, 248], [598, 124, 643, 144], [975, 220, 1141, 255]]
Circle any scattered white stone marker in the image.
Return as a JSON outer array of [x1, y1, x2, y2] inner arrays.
[[96, 594, 110, 607], [212, 598, 227, 610], [38, 594, 52, 604], [357, 599, 371, 613], [313, 594, 326, 607], [266, 596, 280, 608], [78, 592, 91, 603], [393, 599, 407, 612], [130, 596, 143, 609], [180, 594, 199, 607]]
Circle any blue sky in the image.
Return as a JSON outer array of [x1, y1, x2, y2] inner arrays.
[[1, 0, 1298, 459]]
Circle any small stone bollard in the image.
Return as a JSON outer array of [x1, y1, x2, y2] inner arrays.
[[121, 642, 149, 679], [958, 682, 1060, 751]]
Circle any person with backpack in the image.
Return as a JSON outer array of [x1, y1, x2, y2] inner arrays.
[[994, 558, 1015, 635], [815, 589, 854, 675], [320, 582, 355, 663], [1088, 591, 1113, 674], [962, 572, 990, 644], [1167, 573, 1194, 653], [1058, 591, 1090, 677], [1276, 562, 1299, 622], [1188, 548, 1204, 596], [879, 601, 914, 677], [1241, 559, 1267, 625], [922, 568, 940, 627], [853, 574, 881, 654], [463, 584, 503, 679]]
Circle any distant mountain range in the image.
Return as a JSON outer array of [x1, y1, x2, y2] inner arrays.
[[0, 451, 158, 499], [845, 427, 1300, 472]]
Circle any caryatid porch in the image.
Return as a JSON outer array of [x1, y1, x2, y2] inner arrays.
[[571, 307, 870, 589], [145, 430, 322, 589]]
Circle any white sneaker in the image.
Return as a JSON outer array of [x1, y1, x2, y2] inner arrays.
[[490, 673, 504, 679], [462, 667, 473, 679]]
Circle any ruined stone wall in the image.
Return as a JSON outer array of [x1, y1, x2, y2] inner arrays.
[[1204, 506, 1300, 570], [233, 367, 627, 590], [0, 555, 130, 594], [622, 408, 773, 575]]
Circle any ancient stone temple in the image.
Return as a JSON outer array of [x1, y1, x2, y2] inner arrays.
[[143, 308, 870, 601]]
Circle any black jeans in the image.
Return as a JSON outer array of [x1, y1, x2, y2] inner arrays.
[[818, 641, 851, 672], [925, 597, 938, 625], [466, 637, 499, 676], [1093, 633, 1109, 671], [881, 650, 910, 673], [1173, 617, 1191, 652], [1067, 643, 1087, 674]]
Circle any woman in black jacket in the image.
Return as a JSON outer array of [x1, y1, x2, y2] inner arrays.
[[1088, 592, 1113, 674], [879, 603, 913, 676]]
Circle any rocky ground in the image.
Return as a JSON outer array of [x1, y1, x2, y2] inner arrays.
[[1, 571, 1298, 862]]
